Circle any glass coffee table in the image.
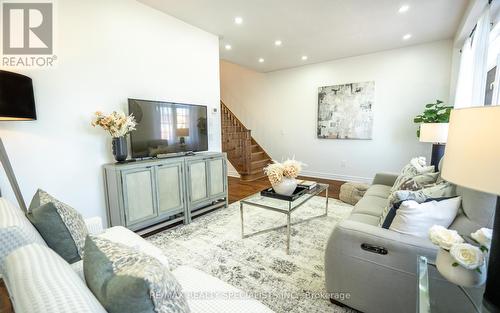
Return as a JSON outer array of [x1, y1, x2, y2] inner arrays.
[[239, 183, 329, 254], [418, 256, 485, 313]]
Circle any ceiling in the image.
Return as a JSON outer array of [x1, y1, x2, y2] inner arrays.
[[139, 0, 469, 72]]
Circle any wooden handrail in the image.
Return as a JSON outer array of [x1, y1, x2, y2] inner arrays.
[[221, 101, 253, 174]]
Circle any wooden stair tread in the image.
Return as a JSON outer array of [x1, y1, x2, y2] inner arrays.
[[221, 100, 272, 181]]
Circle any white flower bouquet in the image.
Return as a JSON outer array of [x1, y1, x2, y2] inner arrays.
[[263, 159, 303, 185], [429, 225, 491, 274], [91, 111, 136, 138]]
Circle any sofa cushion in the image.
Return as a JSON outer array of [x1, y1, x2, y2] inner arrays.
[[347, 213, 381, 226], [172, 266, 274, 313], [29, 189, 88, 259], [353, 196, 388, 217], [455, 186, 496, 229], [84, 236, 190, 313], [0, 198, 46, 271], [391, 158, 435, 192], [389, 197, 462, 237], [364, 184, 392, 199], [27, 202, 81, 264], [397, 172, 440, 191], [3, 244, 106, 313], [98, 226, 170, 269]]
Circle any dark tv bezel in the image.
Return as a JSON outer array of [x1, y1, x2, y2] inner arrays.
[[128, 98, 209, 159]]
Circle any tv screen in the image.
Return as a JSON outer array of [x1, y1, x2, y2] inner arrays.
[[128, 99, 208, 158]]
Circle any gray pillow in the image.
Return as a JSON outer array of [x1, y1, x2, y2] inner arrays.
[[84, 236, 190, 313], [27, 202, 81, 263], [29, 189, 88, 258], [380, 181, 456, 227]]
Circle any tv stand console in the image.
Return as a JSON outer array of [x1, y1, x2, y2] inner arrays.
[[103, 152, 228, 235]]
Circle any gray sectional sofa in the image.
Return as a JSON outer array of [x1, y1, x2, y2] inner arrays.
[[325, 171, 497, 313]]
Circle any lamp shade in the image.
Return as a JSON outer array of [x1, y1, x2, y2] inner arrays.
[[177, 128, 189, 137], [0, 70, 36, 120], [441, 106, 500, 195], [419, 123, 449, 143]]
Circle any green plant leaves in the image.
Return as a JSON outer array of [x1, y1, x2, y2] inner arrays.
[[413, 100, 452, 138]]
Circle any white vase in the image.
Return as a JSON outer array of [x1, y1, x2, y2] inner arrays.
[[273, 178, 298, 196], [435, 248, 487, 287]]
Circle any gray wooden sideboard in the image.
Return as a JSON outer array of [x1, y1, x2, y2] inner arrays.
[[103, 152, 228, 234]]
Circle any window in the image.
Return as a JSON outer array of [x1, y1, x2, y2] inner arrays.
[[176, 108, 189, 129]]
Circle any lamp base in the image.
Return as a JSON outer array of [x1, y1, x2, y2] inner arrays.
[[483, 196, 500, 313], [431, 144, 445, 172]]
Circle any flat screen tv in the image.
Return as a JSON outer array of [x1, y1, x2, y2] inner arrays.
[[128, 99, 208, 158]]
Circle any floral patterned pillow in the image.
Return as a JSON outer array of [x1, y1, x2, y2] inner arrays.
[[29, 189, 88, 259], [84, 236, 190, 313]]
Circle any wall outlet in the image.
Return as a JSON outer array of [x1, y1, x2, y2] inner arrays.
[[341, 160, 347, 168], [212, 108, 218, 114]]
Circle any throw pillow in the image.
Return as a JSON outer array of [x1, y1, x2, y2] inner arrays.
[[379, 181, 455, 227], [391, 181, 456, 206], [391, 157, 435, 192], [29, 189, 88, 259], [27, 202, 81, 263], [389, 197, 462, 237], [84, 236, 190, 313], [397, 172, 440, 191], [381, 196, 455, 229]]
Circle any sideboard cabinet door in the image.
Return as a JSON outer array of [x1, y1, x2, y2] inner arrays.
[[187, 160, 209, 203], [156, 162, 184, 217], [208, 157, 226, 197], [121, 168, 157, 227]]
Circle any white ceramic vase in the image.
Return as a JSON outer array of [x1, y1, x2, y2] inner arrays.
[[435, 248, 486, 287], [273, 178, 298, 196]]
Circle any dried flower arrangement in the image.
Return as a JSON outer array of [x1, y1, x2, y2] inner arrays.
[[91, 111, 136, 138], [264, 159, 303, 185]]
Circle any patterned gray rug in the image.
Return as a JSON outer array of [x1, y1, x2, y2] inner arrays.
[[147, 196, 356, 313]]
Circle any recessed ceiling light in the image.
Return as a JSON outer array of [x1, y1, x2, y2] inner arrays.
[[258, 58, 265, 63], [403, 33, 412, 40], [398, 5, 410, 13], [301, 55, 308, 61], [274, 40, 282, 46], [234, 17, 243, 25], [224, 44, 232, 50]]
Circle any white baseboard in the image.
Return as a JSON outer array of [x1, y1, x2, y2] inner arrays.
[[300, 170, 372, 184]]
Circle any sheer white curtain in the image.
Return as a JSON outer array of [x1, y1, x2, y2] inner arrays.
[[455, 8, 491, 108]]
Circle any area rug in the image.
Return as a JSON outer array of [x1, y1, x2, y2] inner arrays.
[[147, 196, 357, 313]]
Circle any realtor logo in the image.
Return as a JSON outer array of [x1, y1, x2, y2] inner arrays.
[[1, 1, 56, 67], [2, 2, 52, 54]]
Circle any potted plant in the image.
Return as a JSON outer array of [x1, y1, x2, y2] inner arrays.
[[413, 100, 453, 138], [92, 111, 136, 162], [413, 100, 453, 169]]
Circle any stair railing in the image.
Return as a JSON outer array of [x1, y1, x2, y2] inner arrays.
[[221, 101, 252, 174]]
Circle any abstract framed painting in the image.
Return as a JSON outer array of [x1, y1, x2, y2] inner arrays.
[[317, 81, 375, 140]]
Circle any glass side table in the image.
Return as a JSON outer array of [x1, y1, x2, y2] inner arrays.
[[418, 256, 486, 313]]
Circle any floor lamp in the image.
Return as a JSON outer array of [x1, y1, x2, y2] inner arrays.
[[441, 106, 500, 313], [0, 70, 37, 213], [419, 123, 449, 172]]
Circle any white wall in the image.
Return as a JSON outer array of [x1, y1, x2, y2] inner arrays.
[[0, 0, 221, 221], [221, 40, 453, 182]]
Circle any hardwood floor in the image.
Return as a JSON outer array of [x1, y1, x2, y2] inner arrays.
[[0, 280, 12, 313], [228, 175, 344, 204]]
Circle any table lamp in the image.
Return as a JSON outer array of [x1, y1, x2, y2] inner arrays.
[[0, 70, 37, 212], [177, 128, 189, 145], [419, 123, 449, 171], [441, 106, 500, 313]]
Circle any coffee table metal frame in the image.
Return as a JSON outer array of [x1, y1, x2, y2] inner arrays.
[[239, 183, 329, 254]]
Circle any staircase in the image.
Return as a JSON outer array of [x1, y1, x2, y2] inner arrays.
[[221, 101, 272, 181]]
